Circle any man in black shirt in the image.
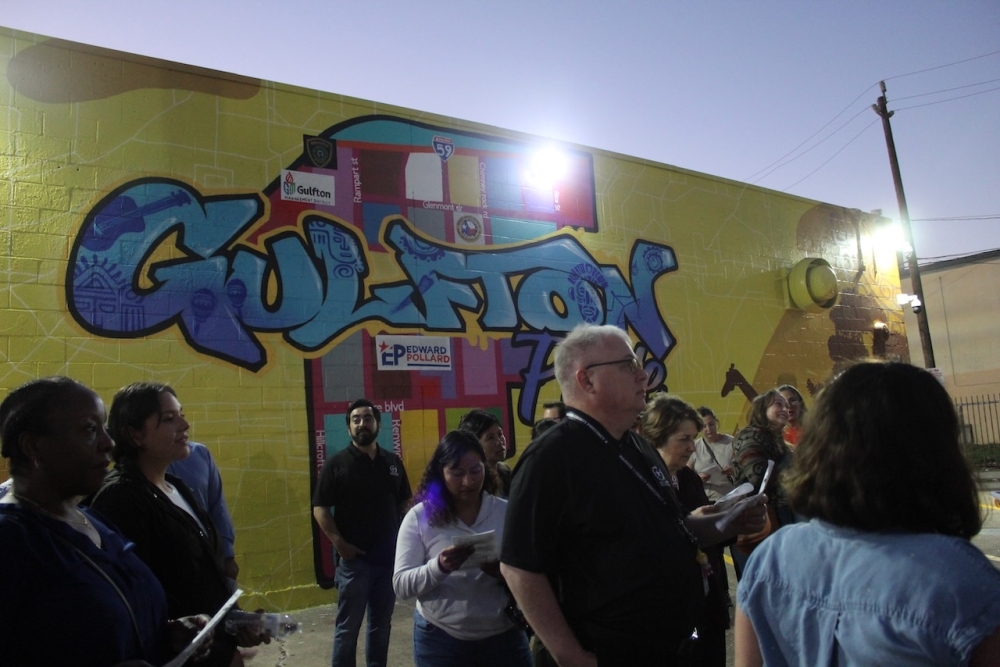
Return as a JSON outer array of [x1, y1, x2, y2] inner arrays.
[[501, 324, 766, 666], [313, 398, 411, 667]]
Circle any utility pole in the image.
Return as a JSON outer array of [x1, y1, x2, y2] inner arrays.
[[872, 80, 936, 369]]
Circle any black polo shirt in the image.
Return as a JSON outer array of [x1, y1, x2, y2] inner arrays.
[[313, 444, 412, 568], [501, 410, 703, 664]]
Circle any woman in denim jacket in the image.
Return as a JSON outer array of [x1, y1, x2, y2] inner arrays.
[[736, 362, 1000, 666]]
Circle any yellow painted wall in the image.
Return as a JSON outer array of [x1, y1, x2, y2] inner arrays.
[[0, 28, 908, 609]]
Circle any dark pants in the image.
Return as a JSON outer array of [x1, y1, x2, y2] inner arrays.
[[331, 558, 395, 667]]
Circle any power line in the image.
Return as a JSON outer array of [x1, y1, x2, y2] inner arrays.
[[912, 214, 1000, 222], [742, 85, 878, 182], [746, 50, 1000, 187], [884, 50, 1000, 82], [918, 250, 1000, 264], [779, 119, 879, 191], [896, 85, 1000, 111], [749, 106, 871, 185], [893, 77, 1000, 101]]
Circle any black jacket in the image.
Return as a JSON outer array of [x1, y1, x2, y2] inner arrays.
[[90, 462, 231, 620]]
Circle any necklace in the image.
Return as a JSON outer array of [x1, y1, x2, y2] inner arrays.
[[13, 493, 91, 527]]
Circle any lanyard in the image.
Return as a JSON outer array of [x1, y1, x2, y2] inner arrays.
[[565, 411, 699, 547], [565, 411, 712, 595]]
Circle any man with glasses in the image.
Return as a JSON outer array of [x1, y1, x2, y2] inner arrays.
[[313, 398, 412, 667], [501, 324, 766, 667]]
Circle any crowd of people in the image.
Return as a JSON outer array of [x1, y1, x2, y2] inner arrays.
[[3, 322, 999, 666]]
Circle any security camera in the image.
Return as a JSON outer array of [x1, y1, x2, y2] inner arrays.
[[911, 298, 923, 314]]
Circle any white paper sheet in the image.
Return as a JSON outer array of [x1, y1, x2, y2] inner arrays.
[[451, 530, 498, 569], [162, 588, 243, 667], [713, 460, 774, 532]]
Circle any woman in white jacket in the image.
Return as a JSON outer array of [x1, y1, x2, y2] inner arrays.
[[393, 430, 532, 667]]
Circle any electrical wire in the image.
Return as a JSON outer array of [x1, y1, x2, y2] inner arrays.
[[749, 106, 871, 185], [883, 50, 1000, 82], [892, 77, 1000, 101], [742, 85, 878, 183], [896, 85, 1000, 111], [780, 119, 879, 191], [746, 50, 1000, 186], [918, 250, 1000, 265], [912, 215, 1000, 222]]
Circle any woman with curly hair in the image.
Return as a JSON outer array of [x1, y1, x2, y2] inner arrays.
[[736, 362, 1000, 666], [393, 430, 531, 667]]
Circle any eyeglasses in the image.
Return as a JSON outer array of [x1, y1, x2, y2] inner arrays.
[[585, 356, 642, 374]]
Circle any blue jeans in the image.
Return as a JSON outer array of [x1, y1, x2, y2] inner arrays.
[[332, 557, 395, 667], [412, 610, 532, 667]]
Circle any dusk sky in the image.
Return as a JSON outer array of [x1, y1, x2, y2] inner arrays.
[[5, 0, 998, 262]]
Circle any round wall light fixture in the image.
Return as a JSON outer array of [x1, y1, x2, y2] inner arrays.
[[788, 257, 839, 313]]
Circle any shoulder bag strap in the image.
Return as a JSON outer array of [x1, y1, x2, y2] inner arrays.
[[700, 437, 736, 486]]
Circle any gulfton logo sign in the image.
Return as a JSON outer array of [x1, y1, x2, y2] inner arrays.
[[281, 170, 335, 206]]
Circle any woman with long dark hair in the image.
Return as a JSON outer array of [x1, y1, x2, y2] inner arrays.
[[393, 430, 531, 667], [736, 362, 1000, 666], [732, 389, 793, 528], [728, 389, 793, 578]]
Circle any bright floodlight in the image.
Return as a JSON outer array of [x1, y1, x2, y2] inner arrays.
[[526, 146, 569, 189], [872, 222, 912, 254]]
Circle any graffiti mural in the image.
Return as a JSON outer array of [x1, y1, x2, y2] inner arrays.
[[68, 184, 678, 413]]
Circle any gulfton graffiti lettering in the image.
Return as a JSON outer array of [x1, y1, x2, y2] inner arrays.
[[67, 178, 678, 417]]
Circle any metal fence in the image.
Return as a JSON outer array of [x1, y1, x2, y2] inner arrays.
[[955, 394, 1000, 468]]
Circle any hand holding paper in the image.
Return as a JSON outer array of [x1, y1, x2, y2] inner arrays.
[[450, 530, 499, 569], [163, 589, 242, 667], [713, 460, 774, 532]]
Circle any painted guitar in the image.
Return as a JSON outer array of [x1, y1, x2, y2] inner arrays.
[[83, 189, 192, 251]]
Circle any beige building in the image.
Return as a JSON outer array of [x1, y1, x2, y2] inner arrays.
[[900, 249, 1000, 396], [900, 250, 1000, 446]]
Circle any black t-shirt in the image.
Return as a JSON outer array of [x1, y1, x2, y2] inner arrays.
[[312, 444, 412, 567], [501, 410, 704, 663]]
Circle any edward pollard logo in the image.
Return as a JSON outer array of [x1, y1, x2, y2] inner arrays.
[[376, 334, 453, 371]]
